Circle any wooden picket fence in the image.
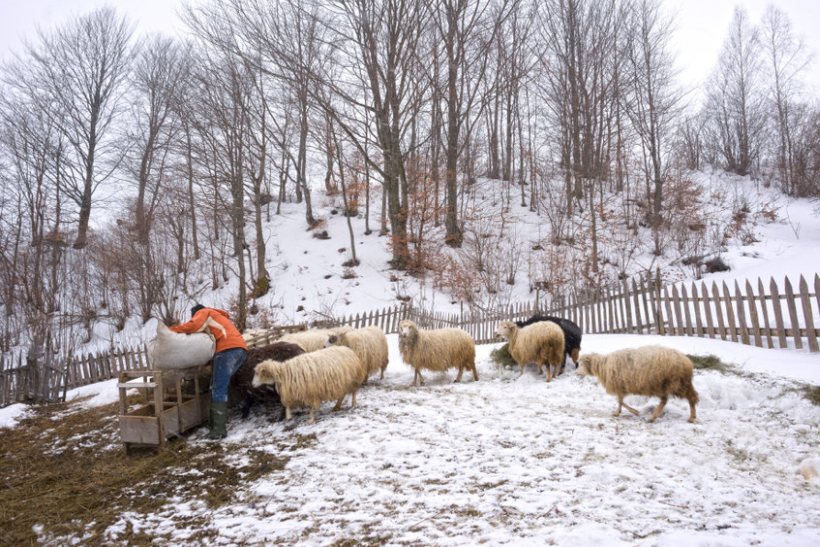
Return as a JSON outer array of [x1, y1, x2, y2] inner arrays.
[[1, 272, 817, 408]]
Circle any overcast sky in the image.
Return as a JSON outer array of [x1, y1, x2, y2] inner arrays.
[[0, 0, 817, 103]]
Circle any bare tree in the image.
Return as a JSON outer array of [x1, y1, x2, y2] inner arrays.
[[431, 0, 509, 247], [761, 5, 812, 196], [30, 7, 133, 249], [704, 6, 766, 177], [129, 35, 188, 244], [623, 0, 681, 255]]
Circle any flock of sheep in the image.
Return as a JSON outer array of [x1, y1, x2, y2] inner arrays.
[[240, 315, 699, 425]]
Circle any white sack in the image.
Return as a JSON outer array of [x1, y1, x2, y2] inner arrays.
[[148, 322, 215, 370]]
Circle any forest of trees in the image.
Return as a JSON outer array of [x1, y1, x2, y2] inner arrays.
[[0, 0, 817, 359]]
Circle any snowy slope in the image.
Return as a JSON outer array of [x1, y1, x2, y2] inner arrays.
[[80, 169, 820, 357]]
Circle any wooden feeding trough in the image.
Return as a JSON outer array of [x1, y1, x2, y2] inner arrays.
[[118, 368, 210, 451]]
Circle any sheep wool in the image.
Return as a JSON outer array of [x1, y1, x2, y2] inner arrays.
[[577, 345, 699, 423], [398, 320, 478, 386], [278, 326, 352, 353], [515, 314, 582, 371], [328, 326, 389, 382], [495, 320, 565, 382], [252, 345, 364, 423]]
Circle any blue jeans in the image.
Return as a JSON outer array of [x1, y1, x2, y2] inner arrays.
[[211, 348, 247, 404]]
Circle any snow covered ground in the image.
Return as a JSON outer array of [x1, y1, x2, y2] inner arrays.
[[7, 333, 815, 546]]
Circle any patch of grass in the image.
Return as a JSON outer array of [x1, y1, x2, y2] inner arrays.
[[802, 385, 820, 406], [0, 398, 293, 546], [490, 343, 516, 368], [688, 354, 732, 373]]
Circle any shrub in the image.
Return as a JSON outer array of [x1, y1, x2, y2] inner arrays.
[[704, 256, 730, 273]]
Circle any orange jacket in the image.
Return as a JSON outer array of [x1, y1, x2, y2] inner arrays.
[[170, 308, 247, 353]]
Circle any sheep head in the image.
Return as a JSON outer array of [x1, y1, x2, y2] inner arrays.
[[495, 321, 517, 340], [577, 353, 603, 377], [398, 320, 417, 340], [252, 360, 281, 388]]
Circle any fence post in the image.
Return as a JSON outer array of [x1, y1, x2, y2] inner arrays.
[[734, 281, 750, 346], [745, 280, 763, 348], [673, 285, 686, 336], [799, 275, 818, 352], [723, 282, 738, 343], [653, 272, 665, 335], [758, 278, 774, 349], [691, 283, 704, 337], [770, 277, 788, 349], [784, 277, 803, 350], [663, 285, 675, 336]]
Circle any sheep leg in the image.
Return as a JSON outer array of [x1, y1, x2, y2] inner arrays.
[[455, 366, 464, 383], [351, 389, 357, 407], [472, 363, 479, 381], [687, 396, 698, 423], [285, 406, 293, 420], [308, 405, 318, 424], [240, 396, 254, 419], [648, 396, 668, 423], [544, 363, 552, 383], [333, 396, 344, 411], [614, 395, 640, 417]]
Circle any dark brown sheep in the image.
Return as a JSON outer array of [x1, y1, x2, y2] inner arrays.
[[229, 341, 305, 419]]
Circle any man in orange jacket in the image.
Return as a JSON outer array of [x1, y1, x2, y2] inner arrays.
[[170, 304, 247, 439]]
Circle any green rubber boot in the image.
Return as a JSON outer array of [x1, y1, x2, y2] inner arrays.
[[208, 402, 228, 440]]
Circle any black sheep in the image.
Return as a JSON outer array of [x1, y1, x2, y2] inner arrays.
[[229, 341, 305, 419], [515, 314, 582, 375]]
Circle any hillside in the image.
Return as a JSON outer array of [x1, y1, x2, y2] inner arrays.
[[86, 169, 820, 355]]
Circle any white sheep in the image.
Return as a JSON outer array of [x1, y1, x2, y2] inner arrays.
[[327, 326, 389, 382], [278, 326, 352, 353], [495, 320, 565, 382], [577, 345, 699, 423], [398, 320, 478, 387], [252, 345, 364, 424]]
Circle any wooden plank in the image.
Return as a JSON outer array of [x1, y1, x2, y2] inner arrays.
[[682, 285, 694, 336], [592, 295, 601, 334], [690, 283, 703, 337], [613, 284, 624, 333], [799, 275, 819, 352], [670, 285, 682, 335], [745, 280, 763, 348], [784, 277, 803, 349], [663, 285, 675, 336], [630, 279, 641, 333], [770, 277, 788, 349], [816, 275, 820, 325], [723, 282, 738, 343], [605, 287, 615, 333], [735, 281, 750, 346], [712, 281, 726, 340], [758, 278, 774, 349], [641, 275, 654, 334]]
